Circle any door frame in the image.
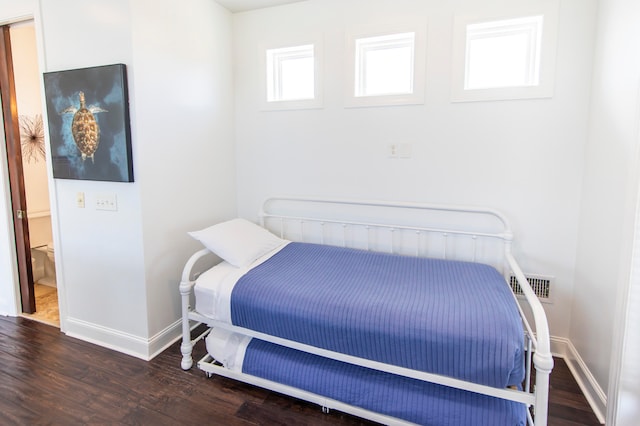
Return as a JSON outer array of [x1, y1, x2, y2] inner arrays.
[[0, 24, 35, 314]]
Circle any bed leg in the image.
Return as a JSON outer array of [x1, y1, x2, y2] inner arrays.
[[532, 352, 554, 426], [179, 280, 195, 370]]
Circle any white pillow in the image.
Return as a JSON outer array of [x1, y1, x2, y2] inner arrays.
[[188, 218, 284, 267]]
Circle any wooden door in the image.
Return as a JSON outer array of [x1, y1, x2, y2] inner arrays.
[[0, 25, 35, 314]]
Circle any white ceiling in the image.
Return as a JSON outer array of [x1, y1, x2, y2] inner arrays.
[[215, 0, 306, 13]]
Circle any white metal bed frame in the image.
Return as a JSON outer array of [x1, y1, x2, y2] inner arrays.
[[179, 197, 553, 426]]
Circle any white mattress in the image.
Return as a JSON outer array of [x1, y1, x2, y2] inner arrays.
[[205, 327, 251, 372], [194, 241, 290, 323]]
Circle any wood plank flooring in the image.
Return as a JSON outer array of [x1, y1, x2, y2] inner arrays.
[[0, 316, 602, 425]]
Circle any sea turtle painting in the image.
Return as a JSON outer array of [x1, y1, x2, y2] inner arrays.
[[44, 64, 133, 182], [61, 91, 107, 162]]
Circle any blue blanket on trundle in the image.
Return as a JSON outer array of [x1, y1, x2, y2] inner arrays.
[[242, 338, 526, 425], [230, 242, 527, 425]]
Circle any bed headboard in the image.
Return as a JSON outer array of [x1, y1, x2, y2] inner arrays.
[[259, 197, 515, 275]]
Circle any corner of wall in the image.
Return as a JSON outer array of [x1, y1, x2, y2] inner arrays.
[[551, 336, 607, 424]]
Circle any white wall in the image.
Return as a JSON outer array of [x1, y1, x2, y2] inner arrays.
[[0, 0, 236, 359], [611, 206, 640, 425], [573, 0, 640, 416], [129, 0, 237, 341], [37, 0, 150, 347], [233, 0, 598, 340]]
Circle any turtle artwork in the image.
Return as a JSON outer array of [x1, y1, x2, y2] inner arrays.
[[43, 63, 134, 182], [61, 91, 107, 162]]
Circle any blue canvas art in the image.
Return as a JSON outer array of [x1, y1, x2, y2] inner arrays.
[[43, 64, 133, 182]]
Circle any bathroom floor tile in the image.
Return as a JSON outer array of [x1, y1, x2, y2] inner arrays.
[[22, 283, 59, 327]]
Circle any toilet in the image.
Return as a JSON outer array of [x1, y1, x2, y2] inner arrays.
[[44, 242, 56, 287], [31, 254, 44, 282], [26, 213, 55, 286], [29, 244, 56, 287]]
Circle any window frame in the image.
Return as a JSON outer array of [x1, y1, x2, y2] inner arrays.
[[266, 44, 315, 103], [451, 4, 558, 102], [464, 15, 543, 90], [261, 39, 323, 111], [354, 32, 416, 98], [345, 22, 427, 108]]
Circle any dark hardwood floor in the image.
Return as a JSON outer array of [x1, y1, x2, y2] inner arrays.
[[0, 316, 601, 425]]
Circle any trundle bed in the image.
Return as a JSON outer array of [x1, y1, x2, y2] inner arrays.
[[179, 197, 553, 426]]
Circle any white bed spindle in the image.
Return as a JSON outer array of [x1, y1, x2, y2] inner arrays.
[[525, 336, 533, 393], [342, 223, 347, 247], [471, 235, 478, 262], [389, 228, 396, 254], [442, 232, 448, 259], [365, 226, 371, 251]]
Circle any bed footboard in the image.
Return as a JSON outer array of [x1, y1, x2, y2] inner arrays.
[[180, 248, 217, 370], [508, 253, 554, 425]]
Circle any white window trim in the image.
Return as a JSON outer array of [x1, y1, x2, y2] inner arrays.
[[345, 22, 427, 108], [354, 32, 415, 98], [464, 16, 543, 90], [260, 39, 323, 111], [451, 3, 558, 102], [267, 44, 315, 102]]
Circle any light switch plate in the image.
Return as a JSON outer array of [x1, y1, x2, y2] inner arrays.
[[76, 192, 85, 208]]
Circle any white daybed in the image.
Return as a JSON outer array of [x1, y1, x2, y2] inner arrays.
[[179, 197, 553, 426]]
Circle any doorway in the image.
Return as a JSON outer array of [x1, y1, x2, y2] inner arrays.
[[1, 20, 59, 327]]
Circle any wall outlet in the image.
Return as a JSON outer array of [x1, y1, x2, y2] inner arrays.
[[397, 143, 412, 159], [96, 193, 117, 211]]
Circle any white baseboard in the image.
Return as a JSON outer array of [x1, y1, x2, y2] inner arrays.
[[551, 336, 607, 424], [148, 319, 184, 359], [64, 317, 182, 361]]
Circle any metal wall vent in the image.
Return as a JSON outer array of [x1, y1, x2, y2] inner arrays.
[[509, 274, 553, 303]]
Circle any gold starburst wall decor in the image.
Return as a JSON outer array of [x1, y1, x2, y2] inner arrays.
[[19, 114, 46, 163]]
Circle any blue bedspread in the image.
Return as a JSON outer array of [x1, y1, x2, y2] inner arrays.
[[243, 338, 526, 426], [231, 242, 524, 388]]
